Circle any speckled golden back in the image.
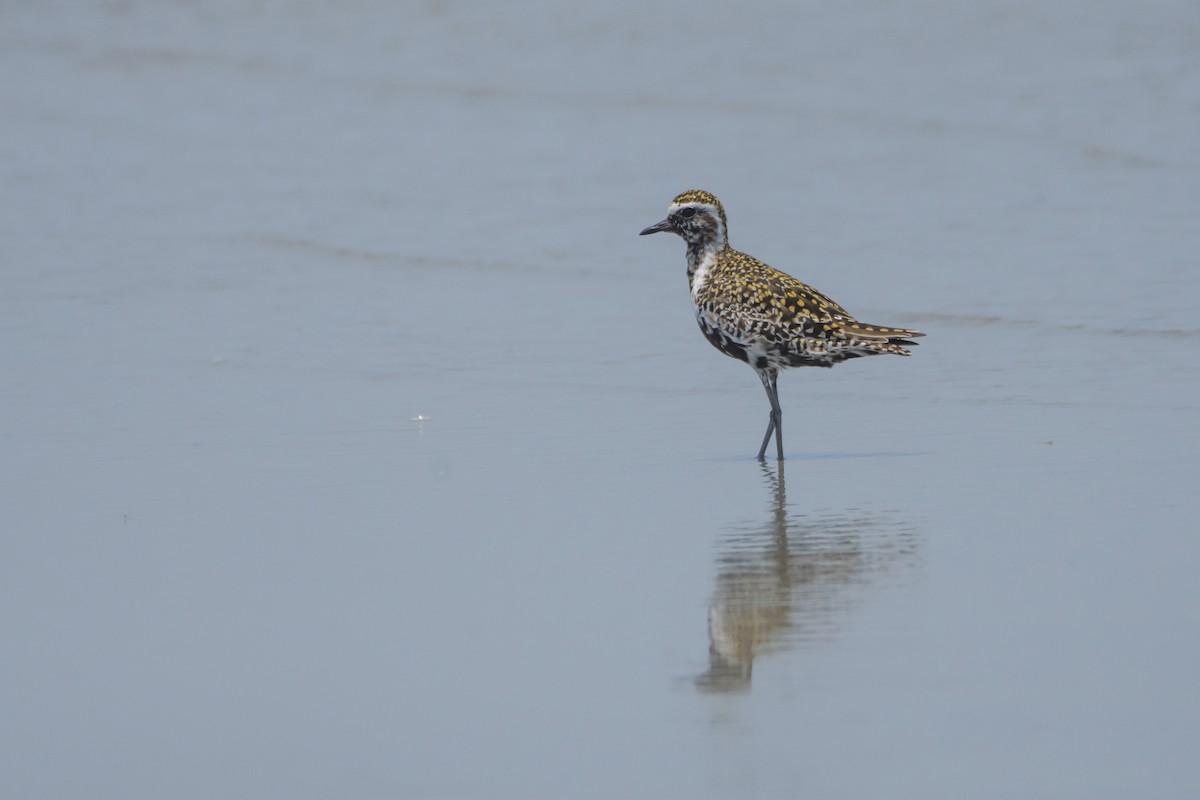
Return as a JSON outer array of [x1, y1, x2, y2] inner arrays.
[[698, 248, 852, 330], [680, 198, 921, 367]]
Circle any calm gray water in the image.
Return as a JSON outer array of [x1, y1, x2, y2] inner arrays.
[[3, 2, 1199, 798]]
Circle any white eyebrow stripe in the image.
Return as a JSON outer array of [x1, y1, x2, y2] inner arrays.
[[669, 202, 719, 214]]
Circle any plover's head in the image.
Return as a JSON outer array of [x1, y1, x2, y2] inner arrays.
[[639, 189, 728, 247]]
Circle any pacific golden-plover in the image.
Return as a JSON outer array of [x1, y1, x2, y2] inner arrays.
[[640, 189, 924, 460]]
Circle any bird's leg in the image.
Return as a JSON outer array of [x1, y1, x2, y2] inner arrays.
[[769, 377, 784, 461], [757, 416, 775, 460], [756, 369, 784, 461], [771, 384, 784, 460]]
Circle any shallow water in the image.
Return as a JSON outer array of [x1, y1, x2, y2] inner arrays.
[[3, 2, 1199, 798]]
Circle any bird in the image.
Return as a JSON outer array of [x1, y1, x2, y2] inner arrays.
[[639, 189, 924, 460]]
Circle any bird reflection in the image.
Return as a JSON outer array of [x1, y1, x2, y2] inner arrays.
[[696, 461, 916, 693]]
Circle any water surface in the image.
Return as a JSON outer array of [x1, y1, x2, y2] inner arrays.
[[3, 2, 1198, 798]]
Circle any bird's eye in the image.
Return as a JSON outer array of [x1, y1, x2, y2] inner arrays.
[[679, 207, 697, 218]]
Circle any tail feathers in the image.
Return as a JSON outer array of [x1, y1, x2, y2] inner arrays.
[[840, 322, 925, 355]]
